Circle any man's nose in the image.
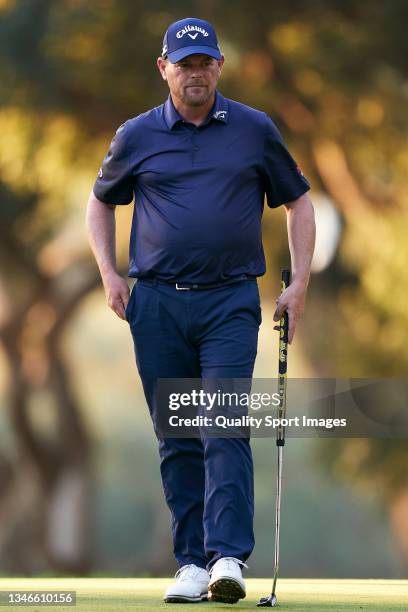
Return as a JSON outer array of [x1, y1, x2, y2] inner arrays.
[[190, 67, 204, 78]]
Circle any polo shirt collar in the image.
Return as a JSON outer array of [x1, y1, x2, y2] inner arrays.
[[210, 91, 228, 124], [164, 95, 183, 129], [164, 90, 229, 130]]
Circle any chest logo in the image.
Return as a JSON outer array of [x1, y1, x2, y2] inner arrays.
[[213, 110, 227, 119]]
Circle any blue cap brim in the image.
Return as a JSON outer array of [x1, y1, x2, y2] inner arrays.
[[167, 46, 222, 63]]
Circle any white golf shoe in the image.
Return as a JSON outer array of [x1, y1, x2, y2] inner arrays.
[[164, 564, 210, 603], [208, 557, 247, 603]]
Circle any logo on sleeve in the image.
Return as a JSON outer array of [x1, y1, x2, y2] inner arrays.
[[98, 167, 103, 178]]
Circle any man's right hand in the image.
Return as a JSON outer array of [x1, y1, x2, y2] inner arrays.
[[102, 271, 130, 320]]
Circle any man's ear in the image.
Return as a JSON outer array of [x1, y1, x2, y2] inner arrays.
[[156, 57, 167, 80], [217, 55, 225, 75]]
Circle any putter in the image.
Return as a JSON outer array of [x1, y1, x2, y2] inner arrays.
[[257, 269, 290, 608]]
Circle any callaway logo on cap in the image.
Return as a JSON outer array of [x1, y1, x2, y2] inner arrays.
[[162, 17, 222, 63]]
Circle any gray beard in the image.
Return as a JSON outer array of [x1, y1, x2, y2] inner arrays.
[[182, 89, 212, 107]]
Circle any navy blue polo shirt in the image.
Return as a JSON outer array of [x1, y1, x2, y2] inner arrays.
[[93, 91, 310, 283]]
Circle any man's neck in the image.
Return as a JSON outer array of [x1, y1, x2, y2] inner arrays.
[[171, 93, 215, 127]]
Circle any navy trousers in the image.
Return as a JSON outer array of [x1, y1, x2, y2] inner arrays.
[[126, 278, 261, 571]]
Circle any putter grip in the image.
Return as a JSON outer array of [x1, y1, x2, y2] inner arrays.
[[277, 269, 290, 446], [279, 269, 290, 374]]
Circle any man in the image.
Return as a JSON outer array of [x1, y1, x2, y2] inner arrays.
[[86, 17, 315, 604]]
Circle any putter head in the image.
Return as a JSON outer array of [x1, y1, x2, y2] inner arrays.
[[257, 594, 278, 607]]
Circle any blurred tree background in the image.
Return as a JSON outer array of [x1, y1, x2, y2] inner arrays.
[[0, 0, 407, 576]]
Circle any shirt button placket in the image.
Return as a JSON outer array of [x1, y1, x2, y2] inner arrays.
[[192, 127, 199, 165]]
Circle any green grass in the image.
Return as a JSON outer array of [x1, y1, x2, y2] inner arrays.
[[0, 578, 407, 611]]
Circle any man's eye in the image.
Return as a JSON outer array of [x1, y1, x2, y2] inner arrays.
[[177, 62, 213, 69]]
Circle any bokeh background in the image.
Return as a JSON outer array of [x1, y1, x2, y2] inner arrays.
[[0, 0, 407, 578]]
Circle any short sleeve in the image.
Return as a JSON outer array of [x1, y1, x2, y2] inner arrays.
[[262, 115, 310, 208], [93, 122, 134, 205]]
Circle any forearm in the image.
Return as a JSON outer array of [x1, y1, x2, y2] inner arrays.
[[273, 193, 315, 343], [285, 193, 316, 287], [86, 192, 130, 319], [85, 191, 118, 282]]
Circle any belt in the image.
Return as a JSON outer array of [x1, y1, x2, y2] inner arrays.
[[139, 274, 254, 291]]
